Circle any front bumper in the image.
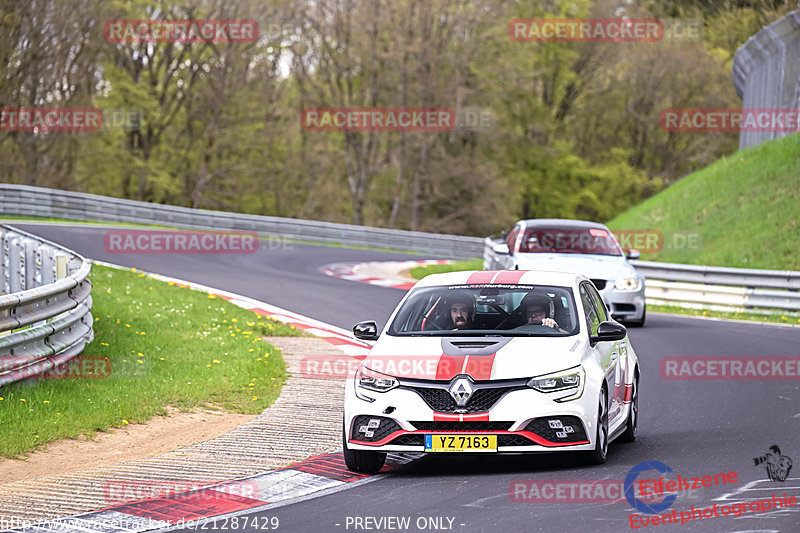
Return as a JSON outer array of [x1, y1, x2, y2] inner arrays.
[[598, 282, 646, 321], [344, 377, 598, 454]]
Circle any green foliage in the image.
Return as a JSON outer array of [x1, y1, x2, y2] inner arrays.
[[0, 264, 301, 458]]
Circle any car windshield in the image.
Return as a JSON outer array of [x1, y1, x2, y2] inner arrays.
[[388, 284, 578, 336], [519, 227, 623, 256]]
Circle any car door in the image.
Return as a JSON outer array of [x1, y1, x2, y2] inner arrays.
[[586, 282, 626, 425], [579, 282, 621, 423]]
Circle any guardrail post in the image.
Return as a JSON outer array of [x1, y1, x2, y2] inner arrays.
[[8, 236, 24, 293], [39, 245, 57, 286], [24, 239, 38, 290]]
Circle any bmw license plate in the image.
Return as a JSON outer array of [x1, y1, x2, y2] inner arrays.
[[424, 434, 497, 452]]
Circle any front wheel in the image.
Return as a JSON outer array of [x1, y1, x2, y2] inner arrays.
[[584, 389, 609, 465], [342, 422, 386, 474]]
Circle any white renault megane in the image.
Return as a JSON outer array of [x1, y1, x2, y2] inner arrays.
[[343, 270, 640, 473]]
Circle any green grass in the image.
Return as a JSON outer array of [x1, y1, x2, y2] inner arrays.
[[410, 258, 483, 279], [0, 264, 302, 459], [607, 133, 800, 270]]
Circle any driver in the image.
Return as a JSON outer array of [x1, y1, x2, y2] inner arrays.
[[521, 293, 566, 332], [445, 291, 475, 330]]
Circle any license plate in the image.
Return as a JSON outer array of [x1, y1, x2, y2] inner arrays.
[[424, 434, 497, 452]]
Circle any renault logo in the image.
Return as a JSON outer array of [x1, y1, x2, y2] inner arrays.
[[449, 377, 474, 407]]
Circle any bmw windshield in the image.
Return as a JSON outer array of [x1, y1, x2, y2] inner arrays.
[[519, 227, 624, 256]]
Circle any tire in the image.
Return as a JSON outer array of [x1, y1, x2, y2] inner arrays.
[[342, 421, 386, 474], [619, 373, 638, 443], [627, 306, 646, 328], [584, 389, 609, 465]]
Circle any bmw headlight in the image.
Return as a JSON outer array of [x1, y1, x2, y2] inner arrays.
[[527, 366, 585, 402], [357, 365, 399, 393], [614, 277, 641, 291]]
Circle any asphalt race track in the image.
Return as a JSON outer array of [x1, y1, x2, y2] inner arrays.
[[13, 223, 800, 533]]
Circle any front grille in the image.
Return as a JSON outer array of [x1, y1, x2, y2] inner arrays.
[[405, 384, 525, 413], [410, 421, 513, 432], [389, 434, 425, 446], [614, 303, 636, 312], [591, 279, 607, 290], [351, 416, 401, 442], [524, 416, 588, 443]]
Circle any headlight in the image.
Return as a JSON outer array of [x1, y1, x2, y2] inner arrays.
[[357, 365, 398, 393], [614, 277, 641, 290], [527, 366, 585, 402]]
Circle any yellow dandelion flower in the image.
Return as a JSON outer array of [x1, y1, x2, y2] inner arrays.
[[43, 400, 50, 404], [249, 349, 254, 352], [0, 397, 3, 401], [125, 324, 131, 328], [232, 318, 238, 323], [137, 352, 144, 357], [207, 364, 212, 368], [159, 357, 165, 361], [137, 360, 143, 364], [251, 396, 258, 401], [101, 342, 109, 346], [20, 398, 26, 402], [213, 359, 220, 364], [257, 358, 262, 361], [123, 419, 129, 424], [208, 294, 216, 299]]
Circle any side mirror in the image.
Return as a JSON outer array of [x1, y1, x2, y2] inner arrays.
[[625, 249, 641, 260], [492, 243, 510, 255], [353, 320, 379, 341], [501, 230, 509, 240], [590, 321, 627, 345]]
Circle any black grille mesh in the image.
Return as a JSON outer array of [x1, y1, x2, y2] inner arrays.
[[410, 421, 513, 432], [406, 385, 524, 413], [351, 416, 401, 442], [389, 434, 425, 446], [524, 416, 588, 443]]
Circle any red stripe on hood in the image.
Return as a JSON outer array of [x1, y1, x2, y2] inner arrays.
[[436, 354, 467, 380], [494, 270, 526, 284], [464, 353, 496, 380], [466, 271, 498, 284]]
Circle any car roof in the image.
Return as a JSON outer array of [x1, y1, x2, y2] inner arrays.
[[413, 269, 587, 288], [516, 218, 610, 230]]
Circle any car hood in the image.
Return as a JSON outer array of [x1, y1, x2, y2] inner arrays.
[[515, 253, 637, 280], [364, 335, 585, 381]]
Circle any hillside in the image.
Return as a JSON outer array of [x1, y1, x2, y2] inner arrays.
[[607, 133, 800, 270]]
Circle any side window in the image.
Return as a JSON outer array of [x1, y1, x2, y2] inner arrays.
[[506, 227, 519, 251], [579, 284, 600, 336], [587, 284, 608, 322]]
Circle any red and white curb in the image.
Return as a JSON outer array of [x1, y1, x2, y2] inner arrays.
[[323, 260, 451, 290], [3, 262, 404, 533], [6, 453, 421, 533]]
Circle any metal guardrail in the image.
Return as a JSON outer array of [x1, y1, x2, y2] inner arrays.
[[0, 224, 94, 386], [732, 9, 800, 149], [633, 260, 800, 315], [1, 184, 798, 317], [0, 184, 483, 259]]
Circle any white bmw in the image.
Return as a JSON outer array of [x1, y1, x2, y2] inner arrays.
[[343, 270, 640, 474]]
